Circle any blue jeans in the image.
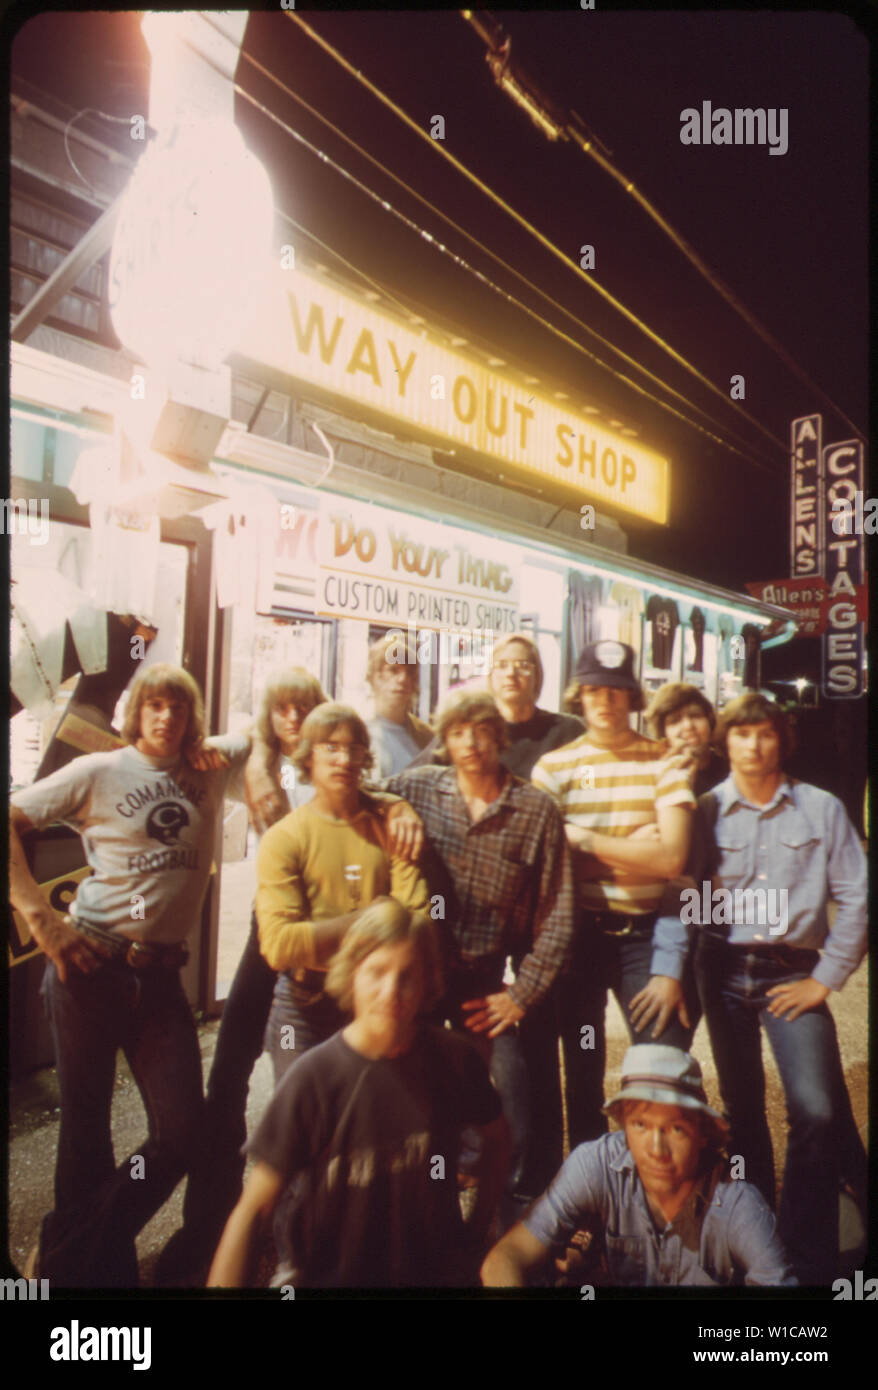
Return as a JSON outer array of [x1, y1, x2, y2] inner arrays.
[[695, 933, 859, 1284], [441, 956, 555, 1218], [39, 956, 204, 1287], [561, 915, 699, 1150], [266, 971, 346, 1085], [509, 991, 565, 1199], [159, 912, 277, 1280]]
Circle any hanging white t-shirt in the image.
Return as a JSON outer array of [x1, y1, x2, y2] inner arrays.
[[69, 450, 161, 621], [200, 484, 278, 609], [11, 734, 251, 944]]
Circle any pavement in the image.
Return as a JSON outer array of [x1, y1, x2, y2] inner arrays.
[[6, 942, 869, 1286]]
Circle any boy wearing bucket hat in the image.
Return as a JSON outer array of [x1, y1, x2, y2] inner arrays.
[[481, 1044, 795, 1287]]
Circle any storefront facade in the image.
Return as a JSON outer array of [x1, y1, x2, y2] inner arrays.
[[9, 246, 796, 1063]]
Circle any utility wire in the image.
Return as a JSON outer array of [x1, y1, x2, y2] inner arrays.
[[285, 10, 788, 458], [190, 12, 782, 470], [462, 8, 865, 444], [230, 77, 780, 474], [276, 208, 432, 326], [200, 10, 782, 468], [237, 43, 779, 473]]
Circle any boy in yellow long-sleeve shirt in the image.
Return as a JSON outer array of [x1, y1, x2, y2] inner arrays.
[[256, 703, 430, 1082]]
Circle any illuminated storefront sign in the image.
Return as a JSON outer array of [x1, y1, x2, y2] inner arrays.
[[821, 440, 864, 699], [789, 414, 823, 577], [315, 499, 520, 634], [237, 266, 670, 524], [745, 577, 828, 636]]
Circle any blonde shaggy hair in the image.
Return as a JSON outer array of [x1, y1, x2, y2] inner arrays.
[[325, 898, 444, 1013], [120, 664, 205, 751], [255, 668, 328, 753]]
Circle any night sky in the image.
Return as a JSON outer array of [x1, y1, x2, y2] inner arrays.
[[8, 4, 871, 594]]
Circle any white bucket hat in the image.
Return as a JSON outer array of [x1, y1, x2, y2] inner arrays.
[[604, 1044, 728, 1128]]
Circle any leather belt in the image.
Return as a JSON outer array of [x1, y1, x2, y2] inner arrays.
[[68, 916, 189, 971], [701, 933, 819, 967], [582, 909, 656, 940]]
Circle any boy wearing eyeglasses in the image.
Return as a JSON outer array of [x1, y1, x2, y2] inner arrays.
[[409, 632, 584, 779], [487, 634, 585, 777], [256, 703, 430, 1084]]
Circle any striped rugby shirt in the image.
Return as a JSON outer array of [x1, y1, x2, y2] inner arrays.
[[532, 731, 694, 915]]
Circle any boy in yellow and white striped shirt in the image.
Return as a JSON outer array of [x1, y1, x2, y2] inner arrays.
[[532, 641, 695, 1146]]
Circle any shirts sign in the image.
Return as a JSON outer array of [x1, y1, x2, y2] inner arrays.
[[316, 500, 520, 634]]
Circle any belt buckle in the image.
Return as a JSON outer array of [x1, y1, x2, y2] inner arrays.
[[126, 940, 154, 969], [603, 916, 633, 938]]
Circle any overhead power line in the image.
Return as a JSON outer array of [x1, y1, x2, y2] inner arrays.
[[187, 11, 783, 472], [229, 77, 781, 474], [236, 44, 779, 473], [285, 10, 788, 458], [461, 8, 865, 444]]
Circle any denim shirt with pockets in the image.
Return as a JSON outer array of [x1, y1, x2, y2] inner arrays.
[[525, 1131, 796, 1286]]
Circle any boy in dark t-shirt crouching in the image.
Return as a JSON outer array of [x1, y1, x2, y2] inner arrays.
[[208, 899, 508, 1288]]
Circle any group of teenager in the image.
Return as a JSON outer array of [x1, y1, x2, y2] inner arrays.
[[9, 627, 867, 1290]]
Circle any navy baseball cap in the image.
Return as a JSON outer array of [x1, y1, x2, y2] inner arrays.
[[573, 640, 641, 698]]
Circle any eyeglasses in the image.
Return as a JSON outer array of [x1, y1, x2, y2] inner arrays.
[[494, 660, 536, 674], [313, 742, 369, 762]]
